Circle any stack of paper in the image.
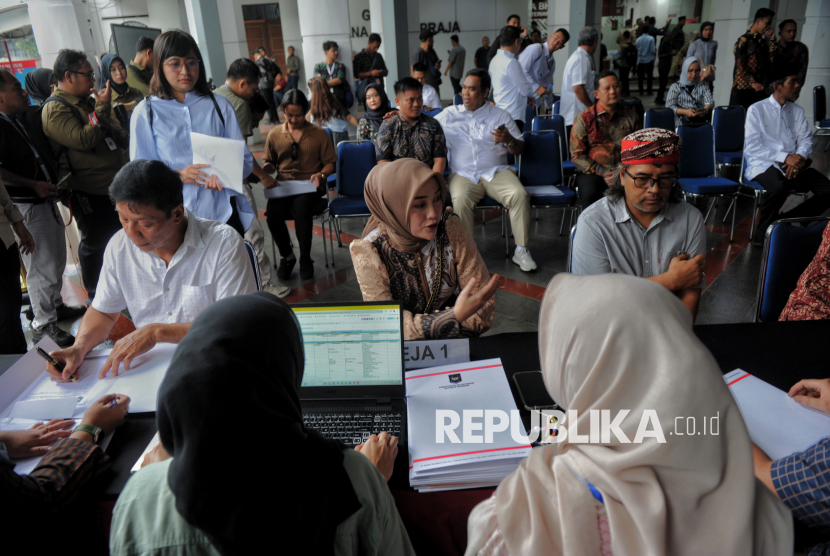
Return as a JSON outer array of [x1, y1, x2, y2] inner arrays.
[[725, 369, 830, 460], [405, 359, 532, 492]]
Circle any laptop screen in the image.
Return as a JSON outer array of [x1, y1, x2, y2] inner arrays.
[[292, 304, 404, 388]]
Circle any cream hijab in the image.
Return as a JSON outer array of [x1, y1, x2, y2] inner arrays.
[[494, 274, 793, 556]]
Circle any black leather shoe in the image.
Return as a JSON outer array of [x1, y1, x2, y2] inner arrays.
[[32, 323, 75, 348], [300, 259, 314, 280], [277, 256, 297, 280], [56, 303, 87, 321]]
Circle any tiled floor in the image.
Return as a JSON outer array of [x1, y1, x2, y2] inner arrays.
[[18, 91, 830, 347]]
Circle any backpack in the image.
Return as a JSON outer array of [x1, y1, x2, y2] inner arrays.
[[623, 43, 638, 67], [24, 95, 85, 179]]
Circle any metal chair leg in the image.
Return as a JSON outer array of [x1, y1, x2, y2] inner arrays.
[[569, 206, 575, 232], [322, 217, 329, 267], [504, 213, 510, 258], [750, 190, 762, 239], [327, 217, 336, 266], [721, 198, 735, 223], [535, 208, 539, 221], [703, 197, 717, 222], [501, 209, 506, 238], [335, 218, 343, 247], [271, 236, 277, 269], [730, 193, 737, 242], [559, 207, 567, 235]]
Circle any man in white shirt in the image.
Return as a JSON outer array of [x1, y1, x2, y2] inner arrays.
[[410, 63, 442, 111], [489, 25, 534, 132], [47, 160, 258, 382], [561, 27, 598, 136], [435, 69, 536, 272], [745, 72, 830, 246], [519, 28, 570, 111]]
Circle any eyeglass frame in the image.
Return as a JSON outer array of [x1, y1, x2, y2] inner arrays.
[[163, 58, 202, 72], [70, 70, 96, 81], [622, 167, 678, 190]]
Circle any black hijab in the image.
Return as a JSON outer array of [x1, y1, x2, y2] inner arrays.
[[101, 54, 130, 96], [362, 83, 392, 131], [24, 69, 53, 104], [699, 22, 714, 42], [157, 292, 361, 556]]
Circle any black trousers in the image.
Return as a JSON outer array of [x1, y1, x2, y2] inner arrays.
[[0, 242, 26, 354], [260, 86, 278, 123], [574, 173, 608, 210], [753, 166, 830, 242], [730, 88, 767, 113], [450, 77, 462, 95], [637, 61, 654, 95], [655, 68, 670, 102], [266, 191, 324, 263], [70, 192, 122, 298], [619, 66, 631, 96]]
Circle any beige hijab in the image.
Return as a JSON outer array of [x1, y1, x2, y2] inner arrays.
[[362, 158, 448, 253], [494, 274, 793, 556]]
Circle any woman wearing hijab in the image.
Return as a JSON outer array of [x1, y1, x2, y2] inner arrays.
[[665, 56, 713, 129], [23, 68, 55, 105], [465, 273, 794, 556], [110, 292, 415, 556], [686, 22, 717, 88], [357, 83, 394, 141], [101, 54, 143, 118], [350, 158, 499, 340]]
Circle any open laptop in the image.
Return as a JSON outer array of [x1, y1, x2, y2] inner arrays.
[[291, 301, 406, 447]]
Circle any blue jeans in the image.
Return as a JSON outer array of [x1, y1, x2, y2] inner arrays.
[[287, 74, 299, 91], [273, 90, 284, 110]]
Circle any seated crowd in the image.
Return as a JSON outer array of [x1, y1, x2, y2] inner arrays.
[[2, 17, 830, 556]]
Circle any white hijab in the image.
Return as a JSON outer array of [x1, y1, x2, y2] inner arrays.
[[494, 274, 793, 556]]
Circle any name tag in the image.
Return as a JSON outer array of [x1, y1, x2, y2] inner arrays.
[[104, 137, 117, 151], [404, 339, 470, 370]]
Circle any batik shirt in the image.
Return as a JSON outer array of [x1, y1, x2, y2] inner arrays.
[[732, 31, 777, 90], [570, 103, 641, 175], [772, 41, 809, 85], [779, 223, 830, 321], [374, 112, 447, 167]]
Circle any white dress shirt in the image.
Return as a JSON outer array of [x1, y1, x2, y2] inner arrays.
[[435, 103, 521, 183], [518, 42, 555, 108], [396, 83, 441, 111], [489, 49, 534, 122], [744, 95, 813, 181], [92, 209, 258, 329], [560, 47, 596, 126]]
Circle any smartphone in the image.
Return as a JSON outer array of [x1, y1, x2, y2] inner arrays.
[[513, 371, 558, 411]]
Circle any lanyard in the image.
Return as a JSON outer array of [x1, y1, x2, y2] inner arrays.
[[326, 63, 337, 78]]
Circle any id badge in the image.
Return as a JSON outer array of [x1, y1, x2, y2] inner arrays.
[[104, 137, 117, 151]]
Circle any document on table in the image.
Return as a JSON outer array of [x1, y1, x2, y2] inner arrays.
[[263, 179, 318, 199], [725, 369, 830, 460], [190, 132, 245, 194]]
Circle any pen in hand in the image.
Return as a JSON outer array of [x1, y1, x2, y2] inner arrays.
[[35, 347, 78, 383]]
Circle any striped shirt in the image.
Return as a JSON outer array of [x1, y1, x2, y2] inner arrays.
[[262, 122, 336, 180], [665, 82, 713, 129]]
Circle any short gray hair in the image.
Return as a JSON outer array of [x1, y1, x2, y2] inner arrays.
[[578, 27, 599, 47]]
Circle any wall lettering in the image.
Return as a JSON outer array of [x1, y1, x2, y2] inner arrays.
[[351, 26, 369, 37], [420, 22, 461, 34]]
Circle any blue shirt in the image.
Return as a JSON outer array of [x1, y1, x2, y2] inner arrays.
[[636, 34, 656, 64], [130, 92, 254, 231]]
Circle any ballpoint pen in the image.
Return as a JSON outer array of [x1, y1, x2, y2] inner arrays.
[[35, 347, 78, 383]]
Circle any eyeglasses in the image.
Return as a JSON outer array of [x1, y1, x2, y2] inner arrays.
[[624, 168, 678, 190], [164, 59, 201, 72], [70, 70, 95, 80], [290, 141, 299, 160]]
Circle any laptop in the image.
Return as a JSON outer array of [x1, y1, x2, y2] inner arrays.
[[291, 301, 406, 447]]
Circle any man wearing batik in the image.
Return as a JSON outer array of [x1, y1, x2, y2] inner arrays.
[[730, 7, 778, 111], [771, 19, 809, 87]]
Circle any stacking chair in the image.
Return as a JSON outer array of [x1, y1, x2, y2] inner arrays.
[[755, 217, 830, 321], [814, 86, 830, 152], [323, 128, 337, 186], [713, 105, 746, 169], [453, 93, 462, 106], [423, 107, 442, 117], [532, 114, 576, 188], [677, 124, 741, 242], [644, 108, 675, 131], [323, 140, 375, 266], [553, 101, 560, 115], [738, 151, 765, 239], [525, 103, 537, 130], [519, 130, 577, 237]]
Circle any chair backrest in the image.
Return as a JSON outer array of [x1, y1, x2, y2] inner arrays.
[[324, 128, 334, 147], [519, 130, 563, 187], [713, 105, 746, 153], [533, 114, 569, 163], [423, 107, 442, 117], [756, 217, 830, 322], [336, 140, 376, 198], [815, 85, 827, 124], [677, 123, 715, 178], [243, 240, 262, 291], [453, 93, 462, 106], [568, 224, 577, 273], [645, 108, 675, 131], [553, 101, 560, 115], [525, 103, 537, 129], [619, 98, 644, 121]]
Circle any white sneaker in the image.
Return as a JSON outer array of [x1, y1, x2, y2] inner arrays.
[[512, 250, 537, 272], [264, 283, 291, 298]]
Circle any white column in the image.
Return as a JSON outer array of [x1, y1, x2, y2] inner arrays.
[[298, 0, 355, 108], [371, 0, 411, 100], [182, 0, 227, 83], [147, 0, 187, 32], [797, 0, 830, 122], [27, 0, 97, 71]]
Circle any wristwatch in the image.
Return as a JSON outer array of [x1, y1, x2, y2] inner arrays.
[[507, 138, 517, 148], [73, 424, 104, 444]]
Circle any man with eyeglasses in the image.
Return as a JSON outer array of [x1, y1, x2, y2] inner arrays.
[[42, 48, 125, 306], [572, 128, 706, 319]]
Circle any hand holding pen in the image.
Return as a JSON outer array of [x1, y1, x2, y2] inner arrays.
[[37, 346, 86, 383]]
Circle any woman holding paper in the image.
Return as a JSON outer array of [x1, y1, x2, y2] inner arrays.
[[350, 159, 499, 340], [464, 274, 793, 556], [261, 89, 336, 280], [130, 30, 254, 236]]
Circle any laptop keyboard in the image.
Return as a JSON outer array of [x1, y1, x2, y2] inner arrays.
[[303, 411, 403, 446]]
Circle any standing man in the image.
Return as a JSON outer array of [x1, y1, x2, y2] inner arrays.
[[253, 47, 283, 124], [730, 8, 777, 112], [635, 26, 656, 96], [670, 16, 687, 54], [519, 28, 569, 112], [0, 69, 86, 346], [42, 49, 125, 306], [214, 59, 290, 298], [314, 41, 349, 108], [561, 27, 599, 137], [0, 179, 33, 353], [654, 35, 674, 105], [436, 69, 537, 272], [772, 19, 809, 87], [490, 26, 534, 132], [444, 35, 466, 96], [411, 30, 442, 92], [285, 46, 301, 92], [474, 37, 490, 69], [354, 33, 388, 94], [647, 17, 671, 39], [487, 14, 533, 66], [127, 36, 154, 97]]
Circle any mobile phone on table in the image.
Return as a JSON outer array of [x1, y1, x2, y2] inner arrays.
[[513, 371, 559, 411]]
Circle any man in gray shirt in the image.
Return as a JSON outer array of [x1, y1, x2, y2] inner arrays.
[[285, 46, 301, 92], [572, 128, 706, 319], [444, 34, 466, 96]]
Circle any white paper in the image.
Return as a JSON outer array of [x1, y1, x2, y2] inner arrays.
[[190, 132, 245, 194], [263, 179, 318, 199], [404, 339, 470, 370], [131, 432, 161, 473], [724, 369, 830, 460], [10, 398, 77, 420], [524, 186, 563, 196]]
